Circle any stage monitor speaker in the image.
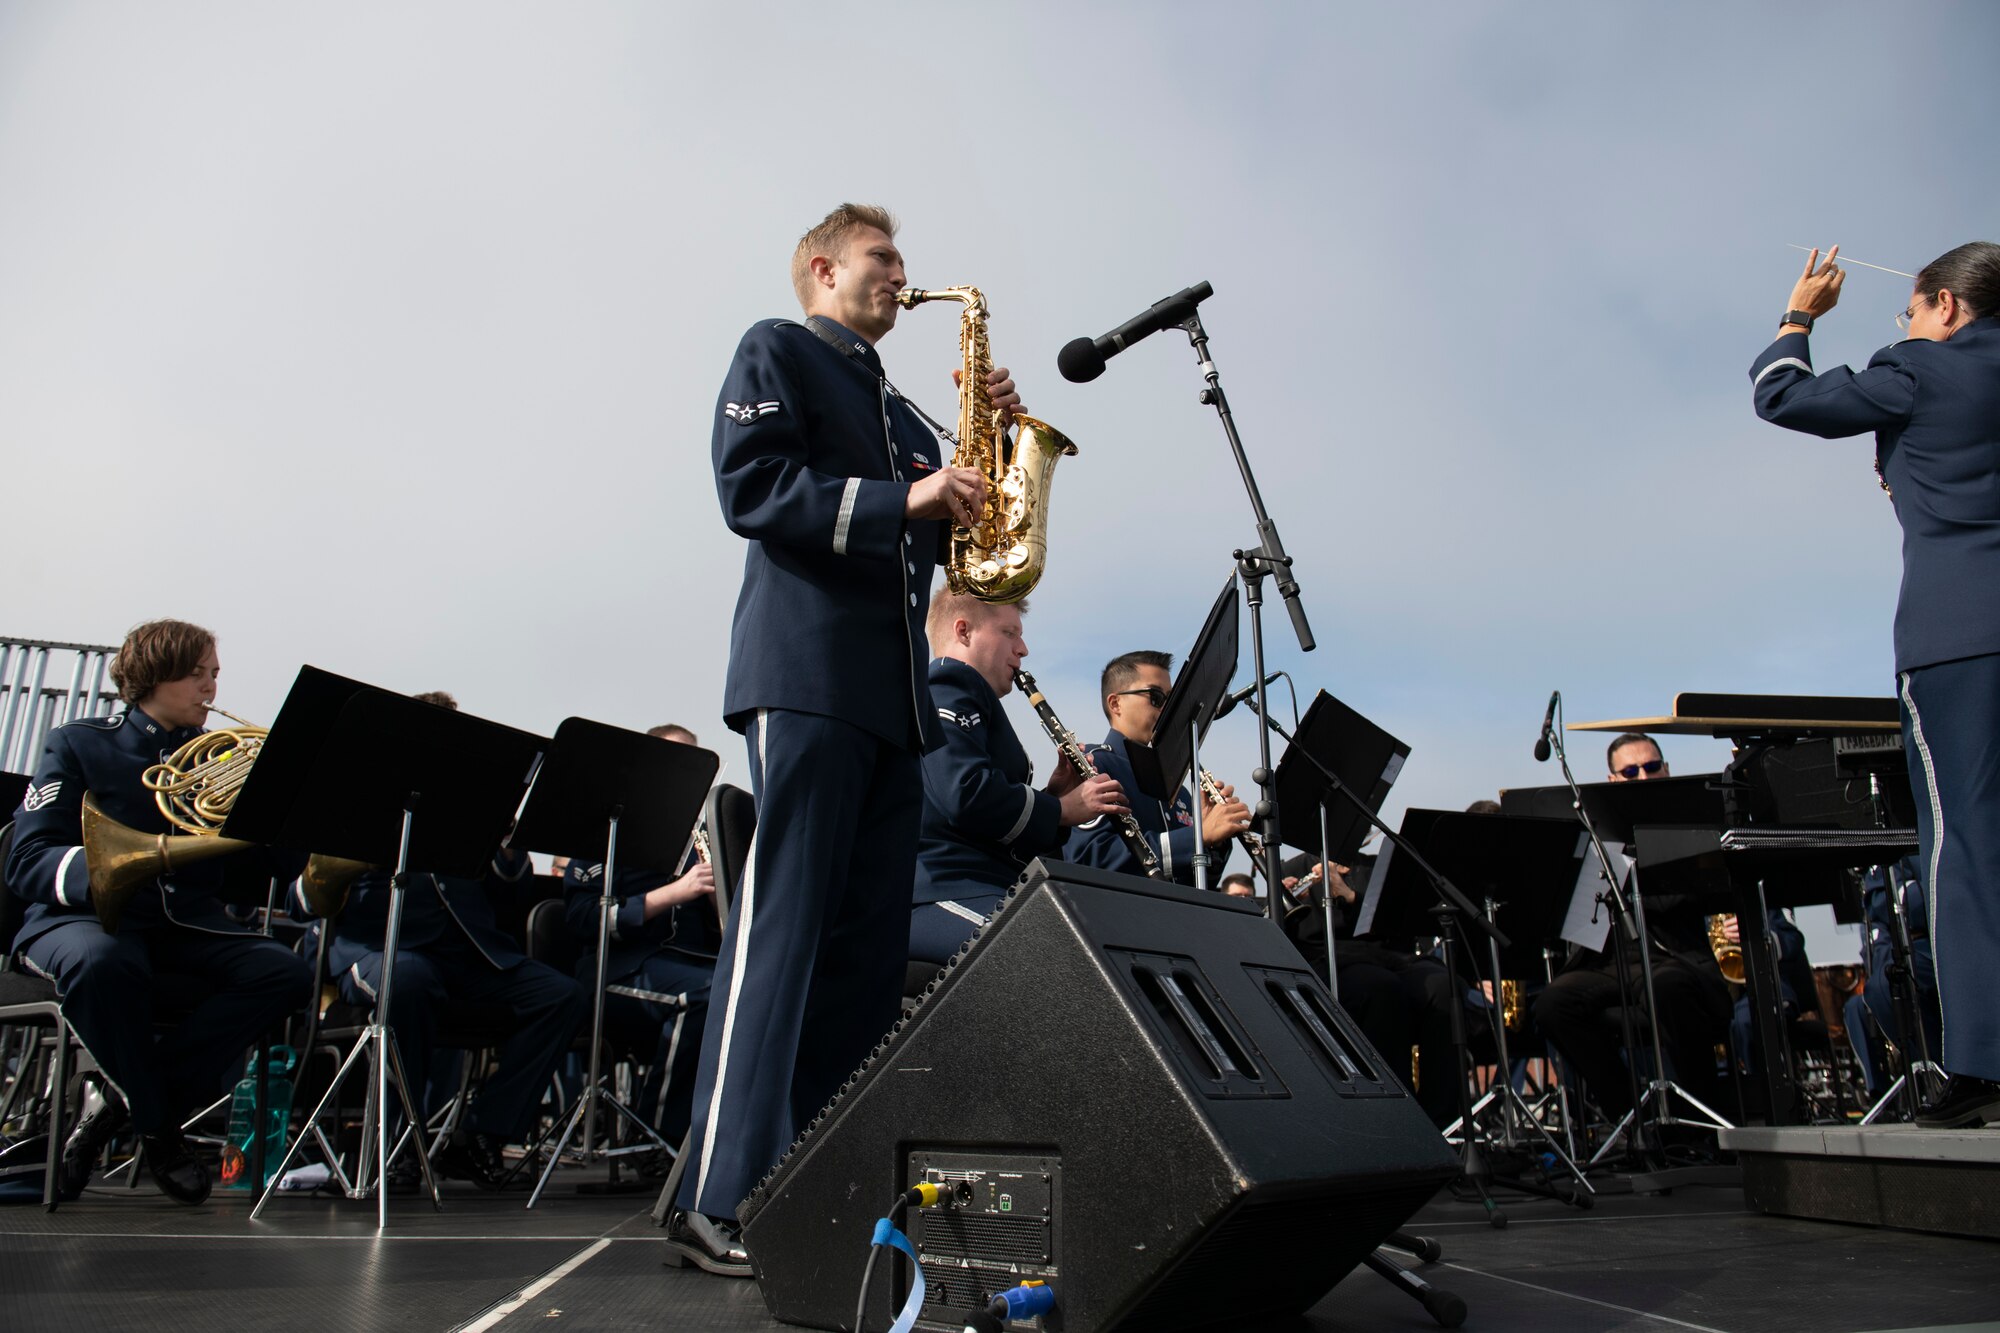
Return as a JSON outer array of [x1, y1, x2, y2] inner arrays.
[[738, 859, 1457, 1333]]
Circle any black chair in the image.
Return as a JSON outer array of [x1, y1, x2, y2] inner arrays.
[[0, 821, 83, 1211]]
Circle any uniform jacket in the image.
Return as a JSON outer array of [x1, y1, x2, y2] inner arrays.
[[6, 708, 300, 953], [563, 852, 720, 983], [301, 848, 534, 977], [1752, 318, 2000, 672], [913, 659, 1066, 903], [1063, 730, 1231, 886], [713, 315, 949, 753]]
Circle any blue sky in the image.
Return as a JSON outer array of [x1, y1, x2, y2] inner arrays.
[[5, 2, 1995, 950]]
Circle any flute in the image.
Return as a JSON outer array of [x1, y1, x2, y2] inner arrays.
[[1013, 669, 1163, 879]]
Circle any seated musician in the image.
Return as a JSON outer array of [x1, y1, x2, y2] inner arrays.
[[1218, 871, 1257, 899], [1722, 908, 1819, 1078], [1063, 650, 1250, 885], [4, 619, 311, 1204], [910, 593, 1127, 965], [1279, 851, 1464, 1127], [561, 724, 718, 1148], [1531, 733, 1733, 1125], [297, 690, 586, 1188], [1846, 857, 1942, 1094]]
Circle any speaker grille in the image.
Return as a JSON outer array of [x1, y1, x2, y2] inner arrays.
[[922, 1211, 1051, 1264]]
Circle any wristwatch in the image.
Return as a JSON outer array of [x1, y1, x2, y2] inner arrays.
[[1781, 310, 1815, 332]]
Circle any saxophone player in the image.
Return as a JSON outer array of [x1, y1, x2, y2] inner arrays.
[[909, 592, 1129, 966], [667, 203, 1023, 1275], [1064, 651, 1251, 886]]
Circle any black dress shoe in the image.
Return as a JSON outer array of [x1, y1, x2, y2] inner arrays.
[[662, 1209, 753, 1278], [437, 1130, 509, 1190], [141, 1129, 212, 1206], [1916, 1074, 2000, 1128], [59, 1084, 130, 1201]]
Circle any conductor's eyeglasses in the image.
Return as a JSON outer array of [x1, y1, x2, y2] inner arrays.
[[1112, 686, 1170, 709], [1615, 759, 1666, 779]]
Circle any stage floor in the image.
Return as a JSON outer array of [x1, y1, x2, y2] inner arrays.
[[2, 1171, 1996, 1332]]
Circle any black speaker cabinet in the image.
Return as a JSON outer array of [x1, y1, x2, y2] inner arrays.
[[738, 860, 1457, 1333]]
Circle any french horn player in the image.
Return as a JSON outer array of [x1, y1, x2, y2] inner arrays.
[[5, 619, 312, 1206]]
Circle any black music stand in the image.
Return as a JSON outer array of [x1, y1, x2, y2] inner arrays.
[[241, 671, 546, 1228], [1374, 810, 1594, 1200], [1269, 691, 1409, 998], [508, 718, 717, 1207], [1126, 575, 1239, 891], [1, 771, 29, 819]]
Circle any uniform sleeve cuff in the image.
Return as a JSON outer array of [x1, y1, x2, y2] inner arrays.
[[56, 846, 89, 907], [835, 478, 910, 561]]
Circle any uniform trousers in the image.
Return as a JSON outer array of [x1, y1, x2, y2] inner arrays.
[[338, 935, 586, 1141], [1899, 652, 2000, 1082], [908, 893, 1002, 966], [678, 709, 922, 1220], [599, 949, 712, 1143], [20, 920, 310, 1134], [1533, 960, 1731, 1118]]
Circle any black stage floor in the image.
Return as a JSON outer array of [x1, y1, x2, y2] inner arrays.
[[2, 1173, 1996, 1332]]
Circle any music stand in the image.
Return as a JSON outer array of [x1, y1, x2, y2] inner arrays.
[[1, 771, 29, 819], [1374, 810, 1594, 1199], [508, 718, 717, 1207], [242, 671, 546, 1228], [1125, 575, 1239, 891]]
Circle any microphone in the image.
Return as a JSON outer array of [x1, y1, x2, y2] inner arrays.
[[1532, 690, 1560, 762], [1212, 672, 1282, 722], [1057, 281, 1214, 383]]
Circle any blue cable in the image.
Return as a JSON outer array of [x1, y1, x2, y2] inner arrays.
[[870, 1216, 926, 1333]]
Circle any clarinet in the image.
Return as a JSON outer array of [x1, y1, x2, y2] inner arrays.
[[1014, 668, 1164, 879]]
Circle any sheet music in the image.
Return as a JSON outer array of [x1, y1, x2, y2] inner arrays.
[[1560, 837, 1626, 952], [1355, 839, 1394, 936]]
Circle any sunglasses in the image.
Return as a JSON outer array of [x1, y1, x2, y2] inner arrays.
[[1615, 759, 1666, 779], [1111, 686, 1170, 708]]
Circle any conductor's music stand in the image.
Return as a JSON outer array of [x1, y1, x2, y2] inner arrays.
[[507, 717, 717, 1207], [239, 669, 546, 1228]]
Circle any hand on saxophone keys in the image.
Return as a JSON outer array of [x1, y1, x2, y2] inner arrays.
[[952, 364, 1022, 421], [905, 465, 989, 525]]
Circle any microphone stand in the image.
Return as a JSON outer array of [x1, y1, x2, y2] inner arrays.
[[1174, 307, 1313, 916]]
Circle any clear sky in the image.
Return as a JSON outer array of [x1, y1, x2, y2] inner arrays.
[[5, 2, 1995, 950]]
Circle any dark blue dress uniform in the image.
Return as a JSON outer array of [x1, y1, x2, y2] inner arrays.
[[679, 314, 948, 1221], [1753, 316, 2000, 1083], [563, 855, 717, 1142], [5, 708, 311, 1135], [1063, 730, 1232, 886], [909, 658, 1068, 964], [302, 849, 586, 1141]]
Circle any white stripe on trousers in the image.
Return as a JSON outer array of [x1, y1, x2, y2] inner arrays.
[[691, 707, 766, 1208], [1899, 671, 1950, 1040]]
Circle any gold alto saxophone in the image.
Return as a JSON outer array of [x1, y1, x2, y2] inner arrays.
[[895, 285, 1077, 603], [1013, 669, 1163, 879]]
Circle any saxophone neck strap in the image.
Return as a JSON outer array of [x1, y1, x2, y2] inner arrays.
[[802, 315, 959, 448]]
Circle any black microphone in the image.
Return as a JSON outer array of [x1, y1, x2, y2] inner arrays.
[[1212, 672, 1282, 722], [1532, 690, 1560, 762], [1057, 281, 1214, 383]]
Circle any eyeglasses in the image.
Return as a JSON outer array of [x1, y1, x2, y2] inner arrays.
[[1615, 759, 1666, 779], [1111, 686, 1170, 708], [1895, 305, 1914, 332]]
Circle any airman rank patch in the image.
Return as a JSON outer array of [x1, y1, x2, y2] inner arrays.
[[724, 400, 782, 425], [937, 708, 982, 730], [22, 781, 61, 811]]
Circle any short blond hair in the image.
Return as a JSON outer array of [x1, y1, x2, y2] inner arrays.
[[791, 203, 898, 310], [926, 589, 1026, 655]]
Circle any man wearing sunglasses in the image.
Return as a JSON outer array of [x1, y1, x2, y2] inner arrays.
[[1064, 650, 1252, 885], [1530, 732, 1733, 1129]]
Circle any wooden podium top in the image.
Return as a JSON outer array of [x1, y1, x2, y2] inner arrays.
[[1567, 691, 1902, 737]]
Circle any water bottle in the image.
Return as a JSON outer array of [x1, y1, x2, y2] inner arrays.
[[219, 1046, 297, 1190]]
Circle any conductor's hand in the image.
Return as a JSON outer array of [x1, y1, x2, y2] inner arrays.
[[952, 364, 1023, 421], [1058, 773, 1129, 828], [641, 863, 715, 922], [1200, 782, 1252, 847], [1785, 245, 1845, 322], [906, 466, 988, 525]]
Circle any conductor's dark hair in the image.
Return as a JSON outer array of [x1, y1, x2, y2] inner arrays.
[[1916, 241, 2000, 321], [1605, 732, 1660, 771], [1465, 799, 1502, 815], [1100, 650, 1174, 720]]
